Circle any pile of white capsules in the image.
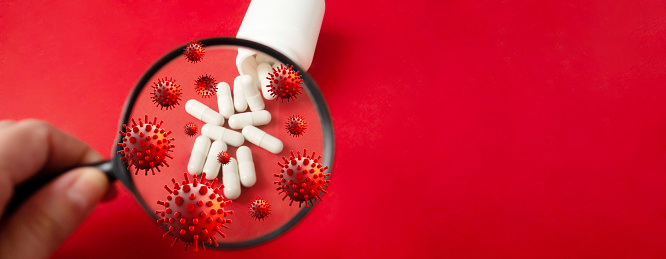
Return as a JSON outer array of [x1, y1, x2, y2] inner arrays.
[[185, 56, 285, 200]]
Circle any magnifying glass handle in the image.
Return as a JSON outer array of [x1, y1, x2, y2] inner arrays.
[[2, 160, 116, 217]]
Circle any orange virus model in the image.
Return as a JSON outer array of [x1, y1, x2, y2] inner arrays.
[[275, 149, 330, 207], [117, 115, 174, 175], [267, 64, 303, 102], [183, 41, 205, 63], [195, 74, 217, 98], [151, 78, 182, 110], [156, 173, 233, 251], [285, 115, 307, 137]]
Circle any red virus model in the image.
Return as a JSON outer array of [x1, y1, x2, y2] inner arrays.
[[275, 149, 330, 208], [285, 115, 307, 137], [249, 197, 271, 221], [117, 115, 174, 175], [184, 122, 198, 137], [267, 64, 303, 102], [195, 74, 217, 98], [183, 41, 205, 63], [151, 78, 182, 110], [156, 172, 233, 251], [217, 151, 231, 165]]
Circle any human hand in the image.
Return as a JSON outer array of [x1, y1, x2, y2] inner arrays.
[[0, 120, 110, 259]]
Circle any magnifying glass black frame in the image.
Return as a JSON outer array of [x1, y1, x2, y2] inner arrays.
[[7, 37, 334, 250]]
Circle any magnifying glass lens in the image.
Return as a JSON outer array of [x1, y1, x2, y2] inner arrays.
[[118, 39, 332, 249]]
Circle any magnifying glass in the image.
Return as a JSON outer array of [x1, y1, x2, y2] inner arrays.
[[8, 37, 334, 250]]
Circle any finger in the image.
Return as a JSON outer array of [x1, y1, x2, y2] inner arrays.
[[0, 119, 102, 186], [0, 166, 108, 259], [0, 120, 16, 131]]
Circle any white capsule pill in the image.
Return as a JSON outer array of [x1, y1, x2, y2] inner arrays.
[[236, 146, 256, 187], [233, 75, 248, 112], [256, 53, 278, 66], [202, 140, 227, 180], [185, 99, 225, 126], [257, 62, 275, 100], [228, 110, 271, 130], [243, 56, 261, 89], [201, 124, 245, 147], [241, 125, 283, 154], [187, 136, 211, 175], [222, 158, 241, 200], [216, 82, 234, 119], [240, 74, 265, 111]]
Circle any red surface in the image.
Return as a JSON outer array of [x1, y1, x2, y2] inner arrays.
[[2, 0, 666, 258]]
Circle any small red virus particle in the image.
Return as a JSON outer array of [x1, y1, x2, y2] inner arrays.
[[217, 151, 231, 165], [267, 64, 303, 102], [195, 74, 217, 98], [285, 115, 307, 137], [275, 149, 330, 208], [117, 115, 174, 175], [183, 41, 205, 63], [156, 172, 233, 252], [151, 78, 182, 110], [249, 197, 271, 221], [184, 122, 198, 136]]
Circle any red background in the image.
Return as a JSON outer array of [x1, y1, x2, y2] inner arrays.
[[2, 0, 666, 258]]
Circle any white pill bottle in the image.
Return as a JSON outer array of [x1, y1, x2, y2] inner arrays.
[[236, 0, 325, 76]]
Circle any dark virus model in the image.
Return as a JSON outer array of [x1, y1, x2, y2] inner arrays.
[[217, 151, 231, 165], [184, 122, 198, 136], [183, 41, 205, 63], [195, 74, 217, 98], [285, 115, 307, 137]]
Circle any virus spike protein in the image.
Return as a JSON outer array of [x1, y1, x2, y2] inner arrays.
[[151, 78, 182, 110], [156, 173, 233, 252], [195, 74, 218, 98], [285, 115, 307, 137], [275, 149, 330, 208], [183, 41, 205, 63], [116, 115, 174, 175], [249, 197, 271, 221], [266, 64, 303, 102]]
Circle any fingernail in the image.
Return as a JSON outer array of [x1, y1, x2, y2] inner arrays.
[[67, 168, 109, 211], [81, 149, 103, 164]]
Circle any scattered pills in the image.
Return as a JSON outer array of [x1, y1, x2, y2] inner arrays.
[[201, 124, 245, 147], [242, 125, 283, 154], [185, 99, 225, 126], [228, 110, 271, 130], [187, 136, 211, 175], [216, 82, 234, 119], [183, 55, 298, 199]]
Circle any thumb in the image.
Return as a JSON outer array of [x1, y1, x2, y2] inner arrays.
[[0, 167, 109, 259]]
